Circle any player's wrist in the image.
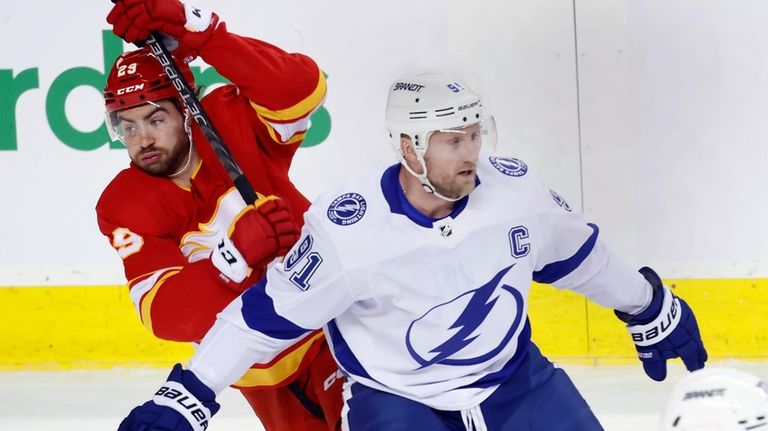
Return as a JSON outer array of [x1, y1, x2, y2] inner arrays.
[[615, 266, 664, 324], [210, 233, 248, 279], [175, 2, 219, 50], [207, 258, 251, 292]]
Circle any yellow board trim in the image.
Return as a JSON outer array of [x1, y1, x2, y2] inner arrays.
[[0, 278, 765, 370], [0, 285, 193, 370], [529, 278, 768, 365]]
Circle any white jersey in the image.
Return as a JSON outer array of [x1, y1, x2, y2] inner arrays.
[[189, 156, 652, 410]]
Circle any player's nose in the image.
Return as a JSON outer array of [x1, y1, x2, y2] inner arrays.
[[137, 129, 156, 148]]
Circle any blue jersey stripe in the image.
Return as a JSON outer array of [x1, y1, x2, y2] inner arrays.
[[326, 319, 372, 380], [533, 223, 599, 284], [380, 164, 476, 227], [240, 277, 311, 340], [459, 320, 532, 389]]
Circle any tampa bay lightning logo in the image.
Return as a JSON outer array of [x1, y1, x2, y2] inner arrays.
[[327, 193, 367, 226], [550, 189, 572, 212], [405, 265, 524, 368], [489, 157, 528, 177]]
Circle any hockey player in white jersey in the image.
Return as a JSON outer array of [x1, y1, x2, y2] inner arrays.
[[118, 73, 708, 431]]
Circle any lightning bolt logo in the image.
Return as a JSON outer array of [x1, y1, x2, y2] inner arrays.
[[405, 264, 524, 368], [335, 203, 359, 213], [327, 193, 367, 226], [489, 156, 528, 177]]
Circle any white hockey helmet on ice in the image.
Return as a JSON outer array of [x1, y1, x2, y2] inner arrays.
[[661, 368, 768, 431], [384, 72, 496, 201]]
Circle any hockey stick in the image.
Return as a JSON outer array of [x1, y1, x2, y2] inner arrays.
[[144, 32, 258, 204], [140, 29, 327, 422]]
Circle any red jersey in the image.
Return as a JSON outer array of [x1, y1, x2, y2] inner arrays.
[[96, 23, 327, 389]]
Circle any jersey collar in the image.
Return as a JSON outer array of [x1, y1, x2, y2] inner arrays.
[[380, 163, 478, 228]]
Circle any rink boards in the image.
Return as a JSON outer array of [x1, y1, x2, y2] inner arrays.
[[0, 279, 764, 370]]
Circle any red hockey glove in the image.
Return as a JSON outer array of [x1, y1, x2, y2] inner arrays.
[[210, 196, 300, 291], [107, 0, 218, 56], [233, 197, 301, 268]]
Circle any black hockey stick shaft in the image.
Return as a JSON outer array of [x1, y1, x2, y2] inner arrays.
[[145, 32, 258, 204]]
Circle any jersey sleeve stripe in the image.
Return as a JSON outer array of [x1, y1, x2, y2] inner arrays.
[[240, 278, 311, 339], [131, 268, 183, 333], [532, 223, 599, 284], [326, 319, 372, 380], [231, 331, 324, 388], [255, 114, 308, 145], [248, 66, 327, 122], [127, 266, 184, 317], [127, 266, 185, 288]]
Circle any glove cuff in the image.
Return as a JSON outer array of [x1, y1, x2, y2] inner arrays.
[[183, 2, 214, 32], [615, 266, 664, 324], [627, 287, 682, 347], [210, 235, 251, 287], [176, 2, 220, 52], [152, 364, 220, 431]]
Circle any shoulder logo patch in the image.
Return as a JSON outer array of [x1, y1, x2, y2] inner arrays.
[[489, 157, 528, 177], [327, 193, 367, 226], [550, 189, 572, 212]]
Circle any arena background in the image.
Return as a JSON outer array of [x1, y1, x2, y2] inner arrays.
[[1, 0, 766, 370]]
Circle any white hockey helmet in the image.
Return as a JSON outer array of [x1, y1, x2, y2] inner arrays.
[[661, 368, 768, 431], [385, 72, 496, 201]]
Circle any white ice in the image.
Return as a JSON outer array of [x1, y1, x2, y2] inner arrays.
[[2, 361, 766, 431]]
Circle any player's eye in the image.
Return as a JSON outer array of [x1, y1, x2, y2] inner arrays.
[[150, 117, 165, 127]]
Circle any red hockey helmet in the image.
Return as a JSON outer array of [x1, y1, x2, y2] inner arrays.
[[104, 46, 194, 115]]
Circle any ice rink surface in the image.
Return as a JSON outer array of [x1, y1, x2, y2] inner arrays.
[[2, 361, 766, 431]]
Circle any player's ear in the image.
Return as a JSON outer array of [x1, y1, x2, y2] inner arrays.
[[400, 134, 415, 157], [399, 134, 425, 175]]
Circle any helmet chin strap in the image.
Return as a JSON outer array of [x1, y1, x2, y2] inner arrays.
[[168, 110, 195, 179], [401, 153, 464, 203]]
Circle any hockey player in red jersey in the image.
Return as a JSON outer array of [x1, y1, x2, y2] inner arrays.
[[96, 1, 343, 429]]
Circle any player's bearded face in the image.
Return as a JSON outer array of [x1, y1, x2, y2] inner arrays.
[[424, 123, 482, 199], [116, 100, 190, 177]]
